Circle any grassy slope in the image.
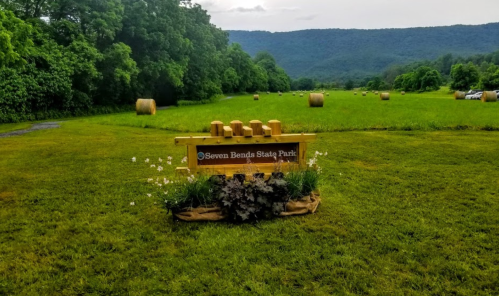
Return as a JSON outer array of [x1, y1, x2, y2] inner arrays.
[[1, 121, 498, 295], [81, 89, 499, 133]]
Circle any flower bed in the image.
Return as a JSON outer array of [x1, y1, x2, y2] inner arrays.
[[131, 152, 326, 222]]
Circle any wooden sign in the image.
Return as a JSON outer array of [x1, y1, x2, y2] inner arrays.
[[175, 120, 316, 176], [197, 143, 299, 166]]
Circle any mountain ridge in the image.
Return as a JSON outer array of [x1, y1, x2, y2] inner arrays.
[[228, 23, 499, 81]]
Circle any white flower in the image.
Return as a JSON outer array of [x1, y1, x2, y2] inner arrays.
[[167, 156, 172, 161], [151, 164, 156, 168], [164, 178, 169, 184], [167, 161, 172, 165], [325, 152, 328, 156], [147, 178, 153, 182], [159, 158, 163, 163], [130, 202, 135, 206], [158, 184, 162, 187], [307, 158, 316, 167], [339, 173, 342, 176], [181, 156, 187, 163], [187, 168, 190, 173], [157, 166, 163, 172], [145, 158, 149, 163], [132, 157, 136, 162], [147, 193, 152, 197], [164, 191, 168, 195], [315, 151, 320, 156]]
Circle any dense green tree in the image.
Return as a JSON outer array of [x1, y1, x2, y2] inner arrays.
[[0, 36, 73, 122], [344, 80, 354, 90], [221, 67, 239, 93], [255, 51, 290, 92], [226, 43, 256, 92], [366, 77, 382, 90], [478, 64, 499, 90], [393, 66, 441, 92], [292, 77, 315, 91], [450, 63, 479, 90], [95, 42, 138, 105], [248, 64, 268, 92], [176, 3, 227, 103], [0, 10, 33, 68]]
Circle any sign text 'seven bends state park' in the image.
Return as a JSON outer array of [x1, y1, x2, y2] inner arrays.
[[175, 120, 316, 176], [197, 143, 299, 166]]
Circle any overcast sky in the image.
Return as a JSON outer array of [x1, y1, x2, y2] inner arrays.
[[195, 0, 499, 32]]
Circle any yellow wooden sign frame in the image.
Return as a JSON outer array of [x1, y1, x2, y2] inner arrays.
[[175, 120, 316, 176]]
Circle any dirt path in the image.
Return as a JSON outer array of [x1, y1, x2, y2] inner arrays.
[[0, 122, 62, 138]]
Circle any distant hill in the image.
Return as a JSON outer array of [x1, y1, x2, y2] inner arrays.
[[228, 23, 499, 81]]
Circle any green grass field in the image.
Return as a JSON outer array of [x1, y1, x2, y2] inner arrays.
[[82, 88, 499, 133], [1, 91, 499, 295]]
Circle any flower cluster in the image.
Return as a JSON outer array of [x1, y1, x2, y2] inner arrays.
[[307, 151, 327, 174], [130, 155, 188, 205]]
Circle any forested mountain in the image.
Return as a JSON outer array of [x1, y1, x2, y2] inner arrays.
[[229, 23, 499, 81]]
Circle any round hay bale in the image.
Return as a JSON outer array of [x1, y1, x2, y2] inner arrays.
[[401, 91, 406, 95], [481, 91, 497, 103], [326, 93, 330, 96], [374, 91, 379, 95], [279, 92, 282, 96], [300, 93, 304, 97], [293, 92, 296, 96], [267, 91, 270, 94], [380, 93, 390, 100], [362, 92, 367, 96], [308, 93, 324, 107], [354, 92, 357, 95], [136, 99, 156, 115], [453, 91, 465, 100], [254, 94, 259, 100]]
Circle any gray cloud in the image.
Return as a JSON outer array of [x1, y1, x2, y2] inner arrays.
[[229, 5, 266, 13], [195, 0, 499, 32], [296, 14, 318, 21]]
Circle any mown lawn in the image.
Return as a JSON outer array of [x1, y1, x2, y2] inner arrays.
[[81, 88, 499, 133], [1, 119, 498, 295]]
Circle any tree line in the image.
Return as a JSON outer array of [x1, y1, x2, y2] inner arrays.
[[345, 50, 499, 92], [0, 0, 291, 123]]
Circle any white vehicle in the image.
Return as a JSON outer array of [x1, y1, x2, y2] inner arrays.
[[471, 92, 483, 100], [465, 92, 481, 100]]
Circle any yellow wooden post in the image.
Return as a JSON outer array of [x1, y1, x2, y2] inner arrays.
[[210, 121, 223, 137], [262, 126, 272, 137], [223, 126, 233, 138], [187, 145, 198, 173], [243, 126, 253, 137], [268, 120, 281, 135], [231, 120, 243, 136], [299, 142, 308, 169], [250, 120, 263, 136]]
